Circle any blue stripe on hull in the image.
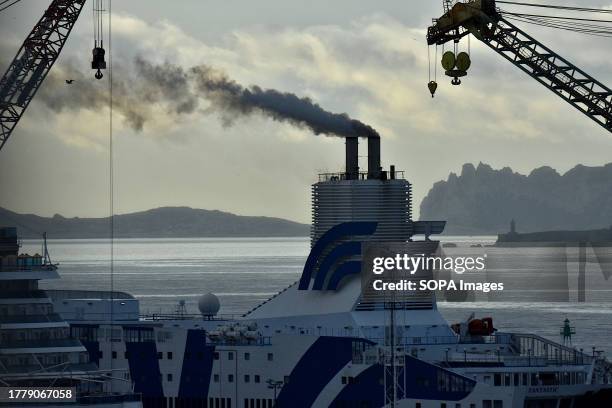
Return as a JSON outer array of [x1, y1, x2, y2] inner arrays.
[[276, 336, 373, 407], [178, 329, 215, 398], [331, 363, 384, 407], [81, 340, 100, 366], [126, 341, 163, 397]]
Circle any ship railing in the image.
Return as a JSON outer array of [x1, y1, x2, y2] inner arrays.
[[0, 338, 83, 350], [0, 312, 63, 324], [140, 313, 241, 321], [509, 333, 593, 365], [0, 254, 57, 272], [360, 333, 514, 346], [318, 171, 405, 182], [364, 335, 460, 346], [206, 336, 272, 346], [446, 354, 591, 367]]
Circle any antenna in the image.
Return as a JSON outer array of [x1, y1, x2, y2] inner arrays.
[[42, 232, 52, 265]]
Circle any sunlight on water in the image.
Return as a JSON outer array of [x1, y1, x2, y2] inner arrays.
[[21, 237, 612, 356]]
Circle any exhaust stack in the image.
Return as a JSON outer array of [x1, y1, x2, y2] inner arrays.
[[367, 136, 381, 179], [345, 137, 359, 180]]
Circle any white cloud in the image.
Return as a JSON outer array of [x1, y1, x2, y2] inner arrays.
[[2, 8, 611, 222]]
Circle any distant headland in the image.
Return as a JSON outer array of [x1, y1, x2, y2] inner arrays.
[[419, 162, 612, 235], [0, 206, 309, 239]]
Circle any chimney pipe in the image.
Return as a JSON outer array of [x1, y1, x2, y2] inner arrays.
[[367, 137, 381, 179], [345, 137, 359, 180]]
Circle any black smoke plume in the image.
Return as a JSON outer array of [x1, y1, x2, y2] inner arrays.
[[34, 56, 379, 138]]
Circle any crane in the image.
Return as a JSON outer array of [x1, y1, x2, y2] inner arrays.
[[0, 0, 106, 152], [426, 0, 612, 133]]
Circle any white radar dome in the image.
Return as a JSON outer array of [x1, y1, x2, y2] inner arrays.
[[198, 293, 220, 318]]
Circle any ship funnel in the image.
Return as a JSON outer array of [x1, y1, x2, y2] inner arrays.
[[367, 136, 381, 179], [345, 137, 359, 180]]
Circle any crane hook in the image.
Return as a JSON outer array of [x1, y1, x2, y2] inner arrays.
[[95, 69, 103, 80], [428, 81, 438, 98]]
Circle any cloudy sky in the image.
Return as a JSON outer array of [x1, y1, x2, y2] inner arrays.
[[0, 0, 611, 223]]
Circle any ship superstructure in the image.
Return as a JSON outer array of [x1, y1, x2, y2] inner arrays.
[[0, 227, 140, 407], [24, 137, 612, 408]]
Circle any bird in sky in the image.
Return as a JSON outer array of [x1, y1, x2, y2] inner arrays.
[[65, 79, 74, 84]]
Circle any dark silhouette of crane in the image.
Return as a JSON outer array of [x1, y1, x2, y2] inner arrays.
[[0, 0, 88, 151], [427, 0, 612, 133]]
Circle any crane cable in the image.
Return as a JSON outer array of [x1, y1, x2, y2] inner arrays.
[[93, 0, 105, 48], [496, 1, 612, 38], [496, 1, 612, 14], [502, 12, 612, 37], [0, 0, 22, 13], [108, 0, 114, 340], [502, 12, 612, 24]]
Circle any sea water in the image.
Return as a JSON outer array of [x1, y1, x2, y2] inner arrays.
[[22, 237, 612, 356]]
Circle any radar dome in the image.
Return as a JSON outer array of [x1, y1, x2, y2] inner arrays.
[[198, 293, 220, 318]]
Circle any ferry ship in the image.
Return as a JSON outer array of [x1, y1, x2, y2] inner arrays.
[[0, 227, 140, 407], [4, 136, 612, 408]]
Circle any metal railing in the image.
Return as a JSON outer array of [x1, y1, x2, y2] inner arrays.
[[318, 171, 405, 182], [511, 333, 593, 365]]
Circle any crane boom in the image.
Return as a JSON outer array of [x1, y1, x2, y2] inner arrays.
[[427, 0, 612, 133], [0, 0, 86, 151]]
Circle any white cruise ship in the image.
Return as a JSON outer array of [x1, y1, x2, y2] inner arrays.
[[0, 227, 141, 407], [9, 136, 612, 408]]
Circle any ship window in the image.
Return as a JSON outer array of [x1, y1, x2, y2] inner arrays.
[[228, 374, 234, 383], [483, 401, 492, 408], [157, 352, 162, 359], [493, 401, 503, 408], [228, 352, 234, 360], [112, 351, 117, 359], [214, 374, 219, 382], [522, 373, 528, 386], [470, 404, 476, 408], [441, 404, 446, 408], [244, 352, 250, 360], [341, 376, 347, 384], [244, 374, 250, 383], [167, 373, 172, 382], [531, 373, 538, 385], [513, 373, 519, 385], [255, 375, 261, 383], [416, 404, 421, 408], [494, 374, 501, 386], [267, 353, 273, 361], [167, 352, 173, 360]]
